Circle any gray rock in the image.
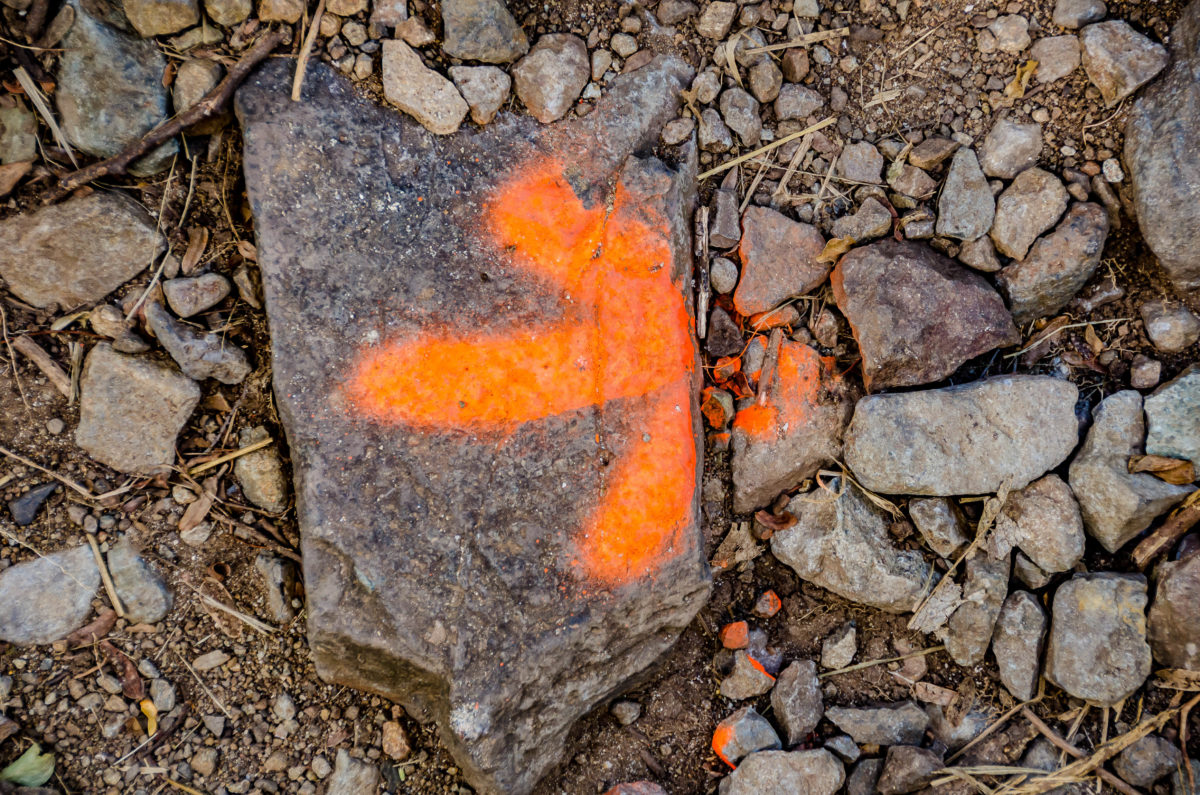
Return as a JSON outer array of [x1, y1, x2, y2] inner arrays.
[[721, 650, 776, 700], [1131, 354, 1163, 389], [76, 343, 200, 475], [997, 202, 1109, 323], [329, 750, 379, 795], [845, 375, 1080, 496], [846, 759, 883, 795], [1080, 21, 1168, 107], [771, 478, 930, 613], [991, 590, 1046, 701], [710, 257, 739, 294], [719, 88, 761, 147], [610, 700, 641, 726], [0, 193, 163, 310], [0, 104, 37, 164], [888, 164, 937, 199], [237, 58, 707, 795], [512, 34, 589, 124], [108, 539, 172, 623], [1125, 1, 1200, 296], [656, 0, 697, 25], [958, 235, 1002, 272], [661, 117, 694, 146], [258, 0, 302, 21], [707, 307, 743, 358], [699, 107, 733, 152], [830, 197, 891, 241], [696, 1, 736, 38], [908, 137, 959, 170], [1174, 759, 1200, 795], [1147, 547, 1200, 670], [1053, 0, 1105, 28], [979, 118, 1042, 180], [1022, 739, 1085, 795], [825, 701, 929, 746], [234, 426, 288, 512], [718, 750, 844, 795], [1032, 35, 1082, 83], [1145, 364, 1200, 470], [831, 239, 1019, 390], [57, 0, 175, 175], [254, 553, 297, 624], [993, 475, 1084, 573], [926, 704, 994, 750], [150, 677, 176, 712], [936, 148, 994, 241], [909, 498, 969, 560], [748, 61, 782, 103], [7, 483, 58, 527], [710, 185, 741, 248], [163, 273, 230, 317], [824, 735, 860, 762], [771, 660, 822, 745], [713, 707, 781, 766], [1141, 300, 1200, 353], [1045, 572, 1152, 705], [1113, 735, 1181, 787], [821, 622, 856, 670], [440, 0, 528, 63], [877, 745, 942, 794], [988, 15, 1031, 54], [774, 84, 824, 121], [691, 69, 721, 104], [172, 60, 224, 132], [448, 65, 511, 126], [382, 40, 469, 134], [145, 301, 251, 384], [946, 551, 1010, 666], [990, 168, 1069, 260], [733, 206, 827, 315], [1068, 391, 1194, 552], [837, 142, 883, 184], [0, 545, 99, 645], [205, 0, 250, 25], [123, 0, 198, 36]]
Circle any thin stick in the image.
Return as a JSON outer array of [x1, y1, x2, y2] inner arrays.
[[187, 436, 273, 475], [743, 26, 850, 54], [819, 645, 944, 678], [739, 149, 773, 214], [1021, 707, 1144, 795], [1131, 490, 1200, 569], [1004, 318, 1129, 358], [292, 0, 326, 101], [87, 533, 126, 617], [696, 207, 710, 340], [948, 681, 1044, 764], [697, 117, 837, 180], [12, 335, 71, 397], [0, 443, 93, 498], [162, 779, 205, 795], [197, 592, 277, 635], [14, 66, 76, 166], [48, 28, 288, 201], [173, 650, 233, 720], [0, 304, 29, 409], [125, 157, 177, 322], [772, 133, 811, 201]]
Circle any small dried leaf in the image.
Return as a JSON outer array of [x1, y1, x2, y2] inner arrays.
[[1153, 668, 1200, 691], [1128, 455, 1196, 485], [181, 227, 209, 275], [1004, 59, 1038, 99], [817, 236, 855, 264], [140, 698, 158, 735], [179, 478, 217, 534], [913, 681, 957, 706], [754, 509, 798, 534], [0, 743, 54, 787], [236, 239, 258, 262], [1084, 323, 1104, 356], [66, 609, 117, 647], [100, 640, 144, 701]]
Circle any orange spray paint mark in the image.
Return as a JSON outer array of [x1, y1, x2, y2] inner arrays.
[[719, 620, 749, 649], [731, 342, 838, 442], [344, 156, 697, 588], [712, 723, 738, 769]]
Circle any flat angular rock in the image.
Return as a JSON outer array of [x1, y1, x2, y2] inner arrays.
[[838, 142, 883, 184], [1053, 0, 1105, 28], [76, 343, 200, 475], [1113, 736, 1181, 787], [713, 707, 781, 766], [0, 104, 37, 164], [877, 745, 942, 794], [730, 341, 853, 512], [382, 40, 470, 134], [908, 136, 958, 170], [719, 750, 844, 795], [1032, 35, 1082, 83], [774, 84, 824, 120], [771, 660, 822, 745], [1125, 1, 1200, 296], [1045, 573, 1151, 705], [448, 65, 512, 126], [958, 235, 1002, 272], [771, 478, 930, 613], [721, 650, 776, 699], [1141, 300, 1200, 353], [979, 119, 1042, 180], [234, 425, 288, 513], [936, 148, 994, 241], [107, 538, 172, 623], [825, 701, 929, 746], [734, 206, 827, 315], [0, 193, 164, 309], [909, 498, 969, 559], [1080, 21, 1168, 107], [513, 34, 590, 123], [990, 168, 1069, 260], [440, 0, 528, 63], [830, 197, 892, 241], [145, 301, 252, 384], [1147, 549, 1200, 670], [123, 0, 199, 36], [163, 273, 231, 317], [997, 202, 1109, 324], [719, 88, 761, 147], [1145, 364, 1200, 471], [1068, 391, 1194, 552], [0, 544, 99, 644], [237, 58, 707, 795], [946, 551, 1010, 665], [7, 482, 58, 526], [831, 239, 1019, 390], [845, 375, 1079, 496], [993, 475, 1084, 573], [991, 590, 1046, 701]]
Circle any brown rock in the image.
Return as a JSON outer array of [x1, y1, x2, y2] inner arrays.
[[908, 136, 959, 170], [734, 206, 827, 315], [512, 34, 590, 123], [381, 40, 470, 134], [989, 167, 1069, 260], [1147, 551, 1200, 670]]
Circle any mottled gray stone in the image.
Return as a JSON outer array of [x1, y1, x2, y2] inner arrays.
[[734, 206, 827, 315], [837, 142, 883, 184], [234, 426, 288, 513], [721, 650, 776, 700], [0, 545, 99, 644], [163, 273, 231, 317], [448, 65, 512, 126], [1113, 735, 1182, 787], [1147, 549, 1200, 670], [830, 197, 892, 242], [1145, 364, 1200, 470], [877, 745, 942, 794], [937, 148, 994, 241], [909, 498, 969, 559], [774, 84, 824, 121], [145, 301, 252, 384], [107, 539, 172, 623], [0, 104, 36, 164], [825, 701, 929, 746], [990, 168, 1069, 260], [123, 0, 199, 36], [512, 34, 589, 124], [718, 750, 844, 795], [993, 475, 1085, 573], [328, 750, 379, 795], [1080, 21, 1168, 107], [440, 0, 528, 63], [946, 551, 1010, 666], [1053, 0, 1104, 28], [382, 40, 470, 134], [991, 590, 1046, 701], [979, 118, 1042, 180], [719, 88, 761, 147], [713, 706, 781, 765], [1032, 35, 1082, 83], [1141, 300, 1200, 353], [771, 660, 822, 745]]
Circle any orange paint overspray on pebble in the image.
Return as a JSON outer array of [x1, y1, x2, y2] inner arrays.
[[731, 341, 838, 441], [343, 157, 697, 588]]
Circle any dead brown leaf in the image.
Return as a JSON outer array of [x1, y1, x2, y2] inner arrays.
[[66, 609, 117, 647], [178, 476, 217, 534], [817, 236, 855, 264], [1128, 454, 1196, 485], [914, 681, 957, 706], [1153, 668, 1200, 691], [1004, 59, 1038, 98], [1084, 323, 1104, 356], [236, 239, 258, 262], [181, 227, 209, 275], [100, 640, 144, 701]]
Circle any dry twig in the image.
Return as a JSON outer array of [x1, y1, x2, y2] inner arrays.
[[87, 533, 126, 617], [1131, 490, 1200, 569], [11, 335, 71, 397], [291, 0, 327, 101]]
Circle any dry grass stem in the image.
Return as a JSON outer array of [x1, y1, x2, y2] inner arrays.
[[0, 443, 93, 498], [197, 592, 276, 635], [744, 26, 849, 54], [292, 0, 327, 101], [947, 679, 1045, 764], [11, 334, 71, 397], [187, 436, 273, 475], [173, 649, 233, 720], [819, 644, 944, 678], [697, 117, 837, 180], [88, 532, 127, 617], [14, 65, 76, 166]]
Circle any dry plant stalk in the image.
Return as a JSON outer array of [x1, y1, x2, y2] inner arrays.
[[1132, 490, 1200, 569], [11, 335, 71, 397], [87, 532, 126, 617], [697, 117, 837, 180]]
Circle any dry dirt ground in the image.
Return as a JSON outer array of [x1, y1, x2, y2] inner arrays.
[[1, 0, 1198, 793]]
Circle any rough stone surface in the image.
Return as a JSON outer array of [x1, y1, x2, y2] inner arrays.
[[163, 273, 231, 318], [1032, 35, 1082, 83], [734, 206, 827, 315], [909, 498, 969, 559], [382, 40, 470, 134], [846, 759, 883, 795], [908, 137, 959, 170], [107, 539, 172, 624], [1045, 573, 1152, 705], [1053, 0, 1105, 27], [1147, 550, 1200, 670], [992, 590, 1046, 701], [172, 59, 224, 129], [979, 118, 1042, 180], [1126, 1, 1200, 296], [825, 701, 929, 746], [719, 88, 761, 147], [774, 84, 824, 120], [1146, 364, 1200, 471], [76, 344, 200, 475], [830, 197, 892, 241], [821, 622, 856, 670], [993, 475, 1085, 573], [958, 235, 1002, 272], [888, 164, 937, 199], [845, 376, 1079, 496], [696, 1, 736, 38], [988, 15, 1031, 54], [254, 553, 297, 623], [710, 186, 740, 248], [329, 750, 379, 794], [698, 108, 733, 152], [7, 483, 57, 526], [730, 342, 853, 513], [721, 650, 776, 700], [831, 239, 1019, 390], [877, 745, 942, 795], [123, 0, 199, 36], [448, 65, 512, 126], [1141, 300, 1200, 353], [1113, 736, 1182, 787], [234, 426, 288, 513], [56, 0, 175, 175], [772, 479, 930, 613], [1068, 391, 1194, 553], [990, 168, 1069, 260], [258, 0, 302, 21], [237, 59, 707, 795], [205, 0, 250, 25], [748, 61, 782, 103], [710, 257, 738, 294], [837, 142, 883, 184], [1080, 21, 1168, 107], [718, 750, 844, 795], [512, 34, 589, 123], [712, 707, 781, 766], [997, 202, 1110, 324], [146, 301, 252, 384], [0, 104, 37, 164], [440, 0, 528, 63], [0, 193, 163, 310], [0, 545, 99, 645], [771, 660, 822, 745], [936, 148, 994, 240], [946, 551, 1010, 666]]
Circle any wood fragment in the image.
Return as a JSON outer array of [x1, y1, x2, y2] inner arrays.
[[820, 645, 945, 679], [87, 533, 126, 617], [187, 436, 273, 475], [1131, 490, 1200, 570], [756, 329, 783, 407], [292, 0, 327, 101], [11, 334, 71, 397], [743, 26, 849, 54], [697, 117, 837, 180]]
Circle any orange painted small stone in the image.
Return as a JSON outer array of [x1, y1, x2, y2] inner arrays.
[[752, 590, 783, 618], [719, 620, 750, 650], [713, 356, 741, 382], [711, 705, 781, 768], [701, 387, 734, 429], [747, 304, 801, 332]]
